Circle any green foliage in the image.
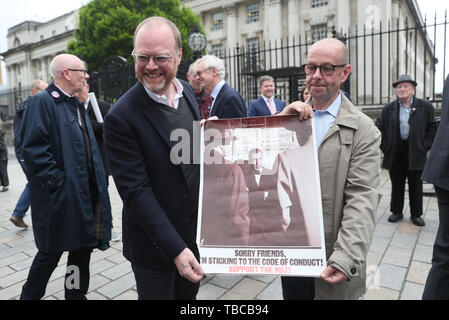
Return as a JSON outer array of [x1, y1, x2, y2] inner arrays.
[[68, 0, 202, 71]]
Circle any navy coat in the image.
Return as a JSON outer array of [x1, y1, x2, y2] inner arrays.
[[248, 96, 286, 117], [422, 75, 449, 190], [104, 80, 200, 269], [378, 96, 437, 171], [210, 83, 247, 119], [21, 83, 112, 252]]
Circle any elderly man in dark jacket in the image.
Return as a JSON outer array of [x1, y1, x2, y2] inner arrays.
[[19, 54, 112, 300], [378, 75, 437, 227]]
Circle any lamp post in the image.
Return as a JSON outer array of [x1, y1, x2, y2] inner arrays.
[[188, 24, 207, 61]]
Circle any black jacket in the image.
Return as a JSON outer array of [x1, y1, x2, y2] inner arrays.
[[378, 96, 437, 171], [422, 75, 449, 190]]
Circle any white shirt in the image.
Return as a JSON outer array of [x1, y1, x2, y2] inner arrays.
[[143, 78, 184, 109], [209, 80, 226, 115]]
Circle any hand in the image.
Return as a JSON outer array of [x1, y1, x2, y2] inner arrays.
[[280, 101, 314, 120], [320, 265, 348, 284], [200, 116, 219, 127], [174, 248, 204, 283]]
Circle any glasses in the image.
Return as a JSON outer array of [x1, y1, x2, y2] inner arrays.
[[132, 51, 174, 67], [67, 68, 89, 76], [303, 64, 347, 76], [196, 68, 212, 77]]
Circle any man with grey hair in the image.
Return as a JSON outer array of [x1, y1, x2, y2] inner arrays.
[[187, 60, 213, 119], [248, 75, 286, 117], [104, 16, 204, 300], [196, 54, 246, 118], [10, 79, 48, 229], [19, 54, 112, 299]]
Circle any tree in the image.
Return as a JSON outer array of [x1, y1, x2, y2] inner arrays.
[[68, 0, 202, 71]]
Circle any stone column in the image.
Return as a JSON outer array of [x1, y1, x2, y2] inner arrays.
[[225, 4, 238, 48]]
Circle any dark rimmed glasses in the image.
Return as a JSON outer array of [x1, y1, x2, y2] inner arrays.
[[131, 50, 174, 67], [67, 68, 89, 76], [303, 64, 347, 76]]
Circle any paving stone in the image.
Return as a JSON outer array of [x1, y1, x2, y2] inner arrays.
[[0, 280, 26, 300], [86, 292, 108, 300], [374, 223, 397, 238], [369, 236, 390, 254], [100, 261, 132, 280], [390, 233, 417, 250], [397, 221, 420, 236], [255, 277, 282, 300], [88, 274, 112, 291], [96, 273, 136, 299], [209, 274, 244, 289], [0, 268, 29, 288], [0, 266, 14, 278], [219, 278, 266, 300], [366, 252, 383, 268], [406, 261, 431, 285], [382, 246, 413, 268], [247, 275, 277, 283], [363, 287, 400, 300], [197, 283, 227, 300], [400, 282, 424, 300], [412, 244, 433, 263], [373, 264, 407, 291], [421, 219, 439, 233], [417, 231, 437, 246], [113, 289, 138, 300], [0, 252, 28, 268]]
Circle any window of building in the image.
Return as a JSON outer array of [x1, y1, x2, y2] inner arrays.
[[312, 0, 328, 8], [13, 37, 21, 47], [311, 24, 328, 42], [211, 44, 224, 58], [247, 3, 259, 24], [247, 37, 260, 60], [212, 12, 223, 31]]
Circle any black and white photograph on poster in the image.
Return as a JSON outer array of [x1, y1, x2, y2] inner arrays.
[[197, 115, 326, 277]]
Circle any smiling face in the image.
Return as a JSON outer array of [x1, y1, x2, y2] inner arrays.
[[395, 82, 415, 103], [134, 22, 182, 95], [306, 39, 351, 110], [259, 80, 275, 99]]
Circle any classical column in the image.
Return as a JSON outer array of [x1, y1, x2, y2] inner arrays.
[[225, 4, 238, 49]]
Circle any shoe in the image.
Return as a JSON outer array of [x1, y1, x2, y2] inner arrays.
[[388, 213, 403, 223], [1, 186, 8, 192], [411, 216, 425, 227], [10, 215, 28, 229], [111, 230, 121, 242]]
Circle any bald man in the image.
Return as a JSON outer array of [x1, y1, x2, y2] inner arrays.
[[10, 79, 48, 229], [19, 54, 112, 300], [278, 38, 381, 300]]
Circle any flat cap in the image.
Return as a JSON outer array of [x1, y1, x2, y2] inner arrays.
[[393, 74, 418, 88]]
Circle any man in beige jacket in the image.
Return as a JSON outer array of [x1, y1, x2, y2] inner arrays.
[[279, 38, 381, 300]]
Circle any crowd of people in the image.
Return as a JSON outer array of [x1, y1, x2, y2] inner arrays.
[[1, 15, 448, 300]]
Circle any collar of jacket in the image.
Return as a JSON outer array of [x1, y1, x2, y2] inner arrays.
[[45, 83, 73, 104], [333, 93, 360, 130]]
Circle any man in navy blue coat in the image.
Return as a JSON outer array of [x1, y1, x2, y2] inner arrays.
[[104, 17, 204, 300], [19, 54, 112, 300], [248, 75, 286, 117], [196, 54, 247, 119]]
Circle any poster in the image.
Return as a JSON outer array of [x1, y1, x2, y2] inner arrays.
[[197, 115, 326, 277]]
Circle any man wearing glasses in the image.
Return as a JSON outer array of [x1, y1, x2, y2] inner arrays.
[[19, 54, 113, 299], [104, 17, 204, 300], [278, 38, 381, 300]]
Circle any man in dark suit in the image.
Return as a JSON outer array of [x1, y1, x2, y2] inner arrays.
[[378, 74, 437, 227], [196, 54, 247, 119], [422, 74, 449, 299], [103, 16, 204, 300], [248, 75, 286, 117]]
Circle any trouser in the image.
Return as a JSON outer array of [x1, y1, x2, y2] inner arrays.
[[20, 246, 94, 300], [422, 186, 449, 299], [131, 244, 200, 300], [0, 159, 8, 186], [13, 183, 30, 218], [389, 141, 423, 217], [281, 276, 315, 300]]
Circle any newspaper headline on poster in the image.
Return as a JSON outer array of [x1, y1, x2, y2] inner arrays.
[[197, 115, 326, 277]]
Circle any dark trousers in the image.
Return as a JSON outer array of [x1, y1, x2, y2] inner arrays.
[[131, 245, 200, 300], [389, 141, 423, 217], [422, 186, 449, 299], [0, 159, 8, 186], [281, 276, 315, 300], [20, 246, 93, 300]]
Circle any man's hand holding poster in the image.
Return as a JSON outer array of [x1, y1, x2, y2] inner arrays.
[[197, 115, 326, 277]]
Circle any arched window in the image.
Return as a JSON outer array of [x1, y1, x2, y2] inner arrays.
[[13, 37, 21, 47]]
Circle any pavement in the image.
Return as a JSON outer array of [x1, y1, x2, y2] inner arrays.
[[0, 147, 439, 300]]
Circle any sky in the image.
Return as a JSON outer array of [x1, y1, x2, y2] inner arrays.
[[0, 0, 448, 90]]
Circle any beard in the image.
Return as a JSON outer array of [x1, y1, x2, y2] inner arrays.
[[136, 65, 178, 95]]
